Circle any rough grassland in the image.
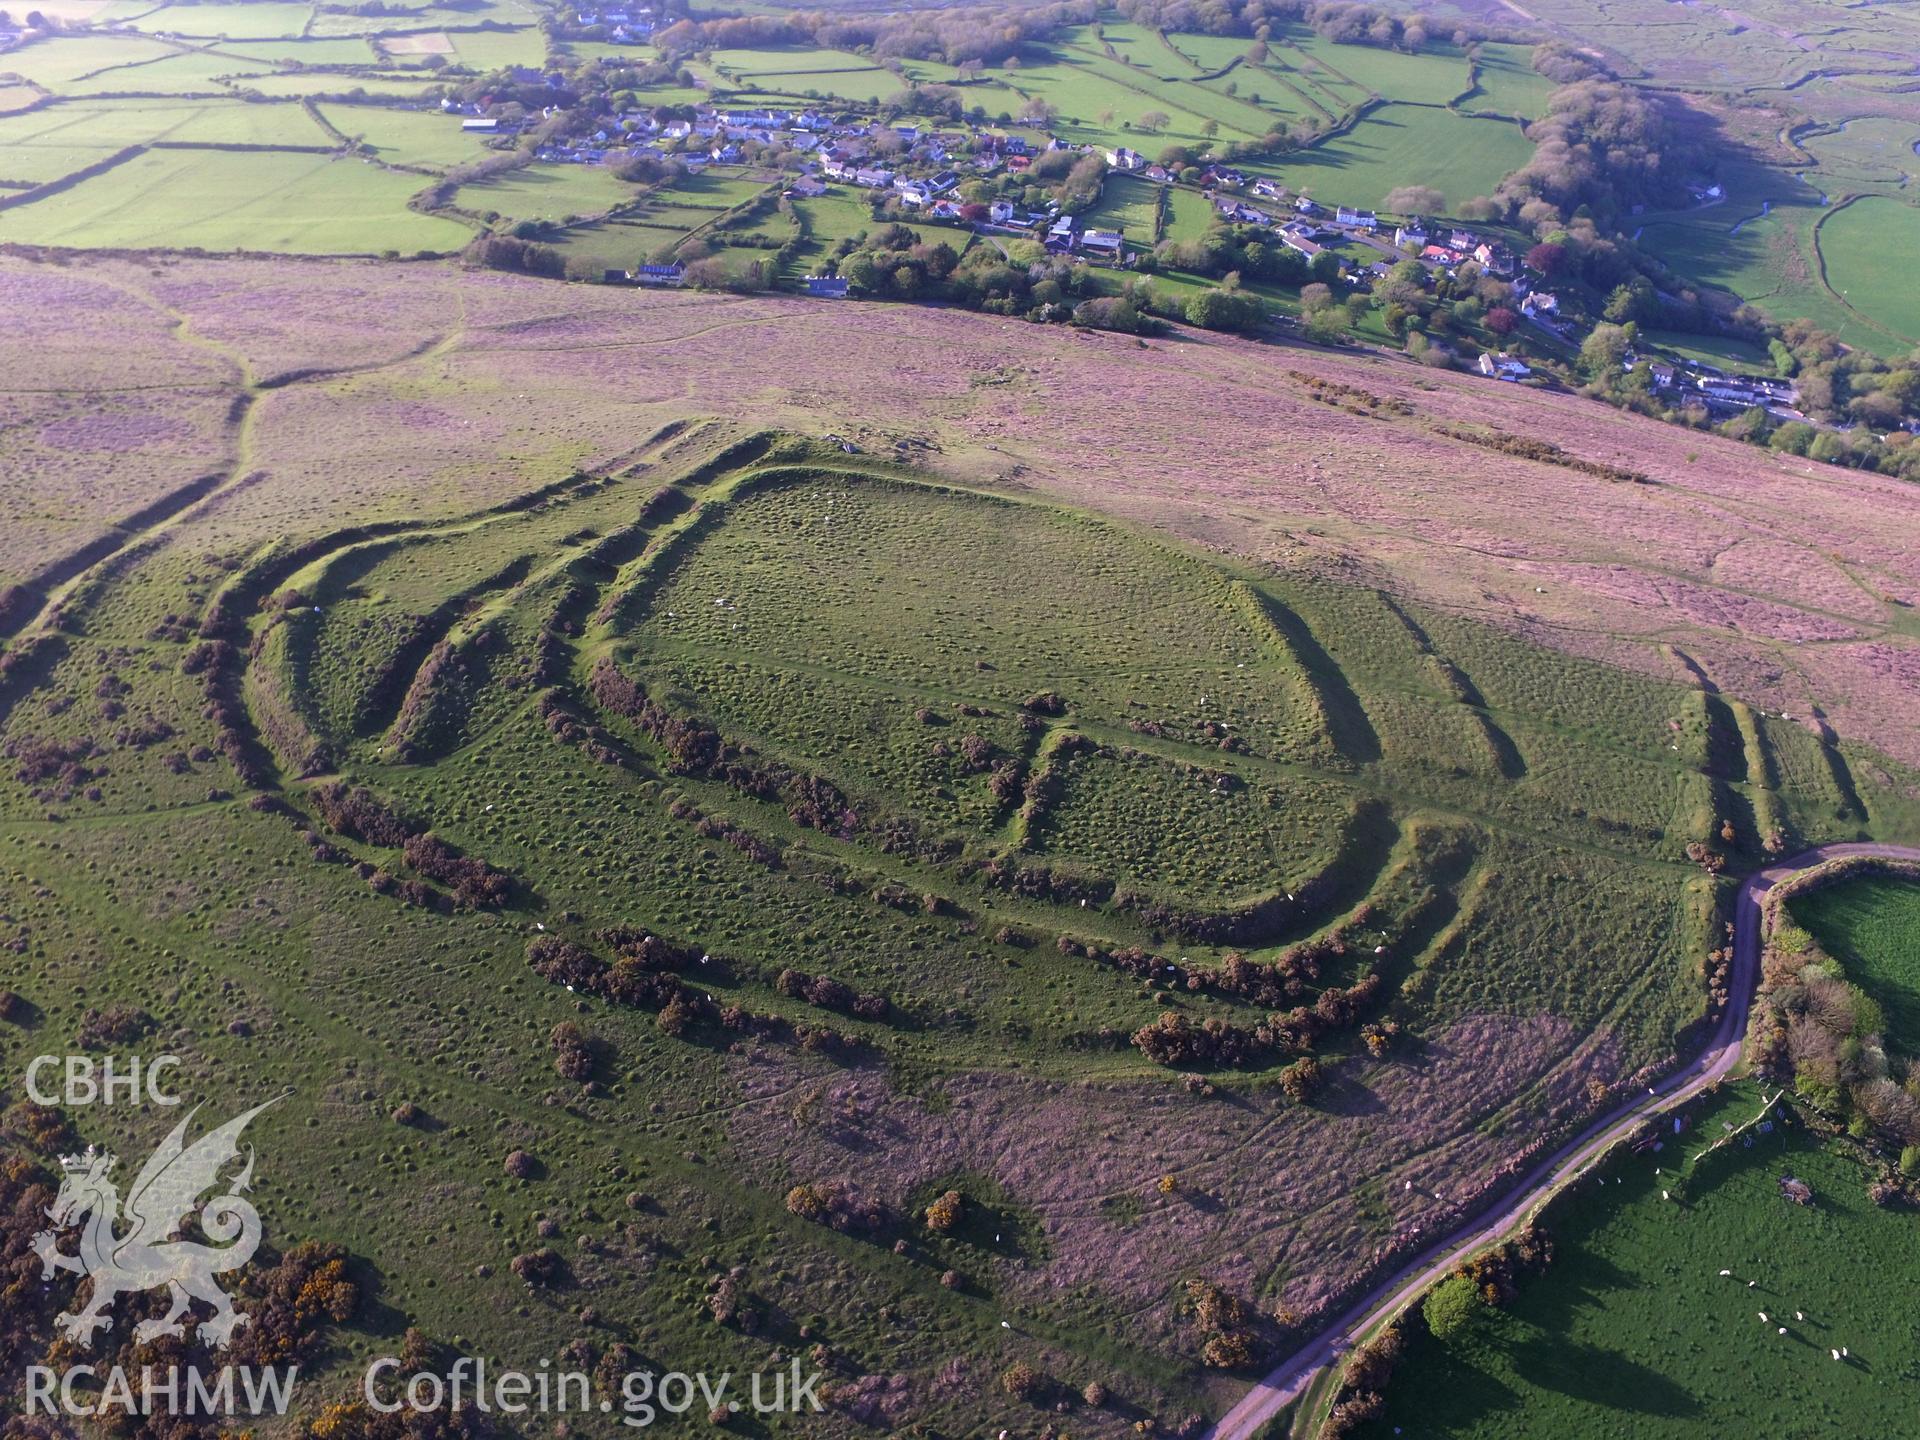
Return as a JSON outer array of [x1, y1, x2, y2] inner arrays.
[[0, 254, 1915, 1438]]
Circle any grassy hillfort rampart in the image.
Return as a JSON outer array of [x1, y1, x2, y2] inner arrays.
[[0, 252, 1916, 1436]]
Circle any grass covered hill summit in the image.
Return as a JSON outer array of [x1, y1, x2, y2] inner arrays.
[[0, 254, 1916, 1435]]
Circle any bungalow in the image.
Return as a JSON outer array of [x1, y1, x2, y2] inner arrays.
[[1006, 154, 1032, 172], [787, 176, 827, 198], [1647, 361, 1677, 389], [806, 275, 851, 299], [1393, 223, 1428, 249], [1106, 146, 1147, 171], [1281, 231, 1323, 258], [1251, 177, 1283, 200], [1294, 195, 1318, 216], [1081, 228, 1125, 261], [989, 199, 1018, 224], [1522, 291, 1559, 314], [1420, 244, 1461, 266], [1336, 206, 1377, 230], [635, 263, 684, 287], [853, 166, 894, 188], [896, 182, 931, 206], [929, 198, 963, 220], [1145, 164, 1172, 183], [709, 142, 742, 163], [928, 169, 959, 192], [1477, 352, 1531, 381]]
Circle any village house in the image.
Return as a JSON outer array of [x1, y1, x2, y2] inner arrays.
[[1477, 352, 1532, 381], [806, 275, 851, 298], [635, 263, 684, 287], [1472, 241, 1514, 275], [1393, 221, 1428, 249], [1106, 146, 1147, 171], [1046, 214, 1080, 252], [1081, 229, 1126, 262], [1336, 206, 1378, 230]]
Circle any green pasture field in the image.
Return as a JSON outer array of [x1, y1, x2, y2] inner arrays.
[[1791, 875, 1920, 1047], [318, 103, 495, 168], [784, 188, 874, 274], [0, 95, 331, 150], [1158, 30, 1254, 75], [119, 0, 315, 37], [1257, 103, 1532, 211], [0, 32, 181, 91], [1636, 200, 1903, 355], [1163, 182, 1218, 242], [729, 65, 915, 106], [556, 40, 659, 64], [1083, 172, 1159, 238], [1816, 196, 1920, 346], [1464, 41, 1552, 117], [1640, 328, 1775, 371], [1284, 28, 1471, 106], [548, 215, 682, 271], [708, 44, 877, 77], [1357, 1083, 1920, 1440], [446, 25, 548, 71], [0, 146, 471, 251], [457, 162, 635, 222], [227, 69, 446, 98], [208, 36, 381, 66], [63, 48, 264, 95]]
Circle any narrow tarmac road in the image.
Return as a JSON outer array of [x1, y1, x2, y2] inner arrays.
[[1206, 841, 1920, 1440]]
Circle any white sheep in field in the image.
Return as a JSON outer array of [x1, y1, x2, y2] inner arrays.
[[1758, 1312, 1768, 1323]]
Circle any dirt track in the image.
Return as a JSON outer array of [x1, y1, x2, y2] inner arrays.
[[1207, 841, 1920, 1440]]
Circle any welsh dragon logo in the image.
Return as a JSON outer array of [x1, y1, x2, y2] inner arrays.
[[30, 1096, 283, 1349]]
